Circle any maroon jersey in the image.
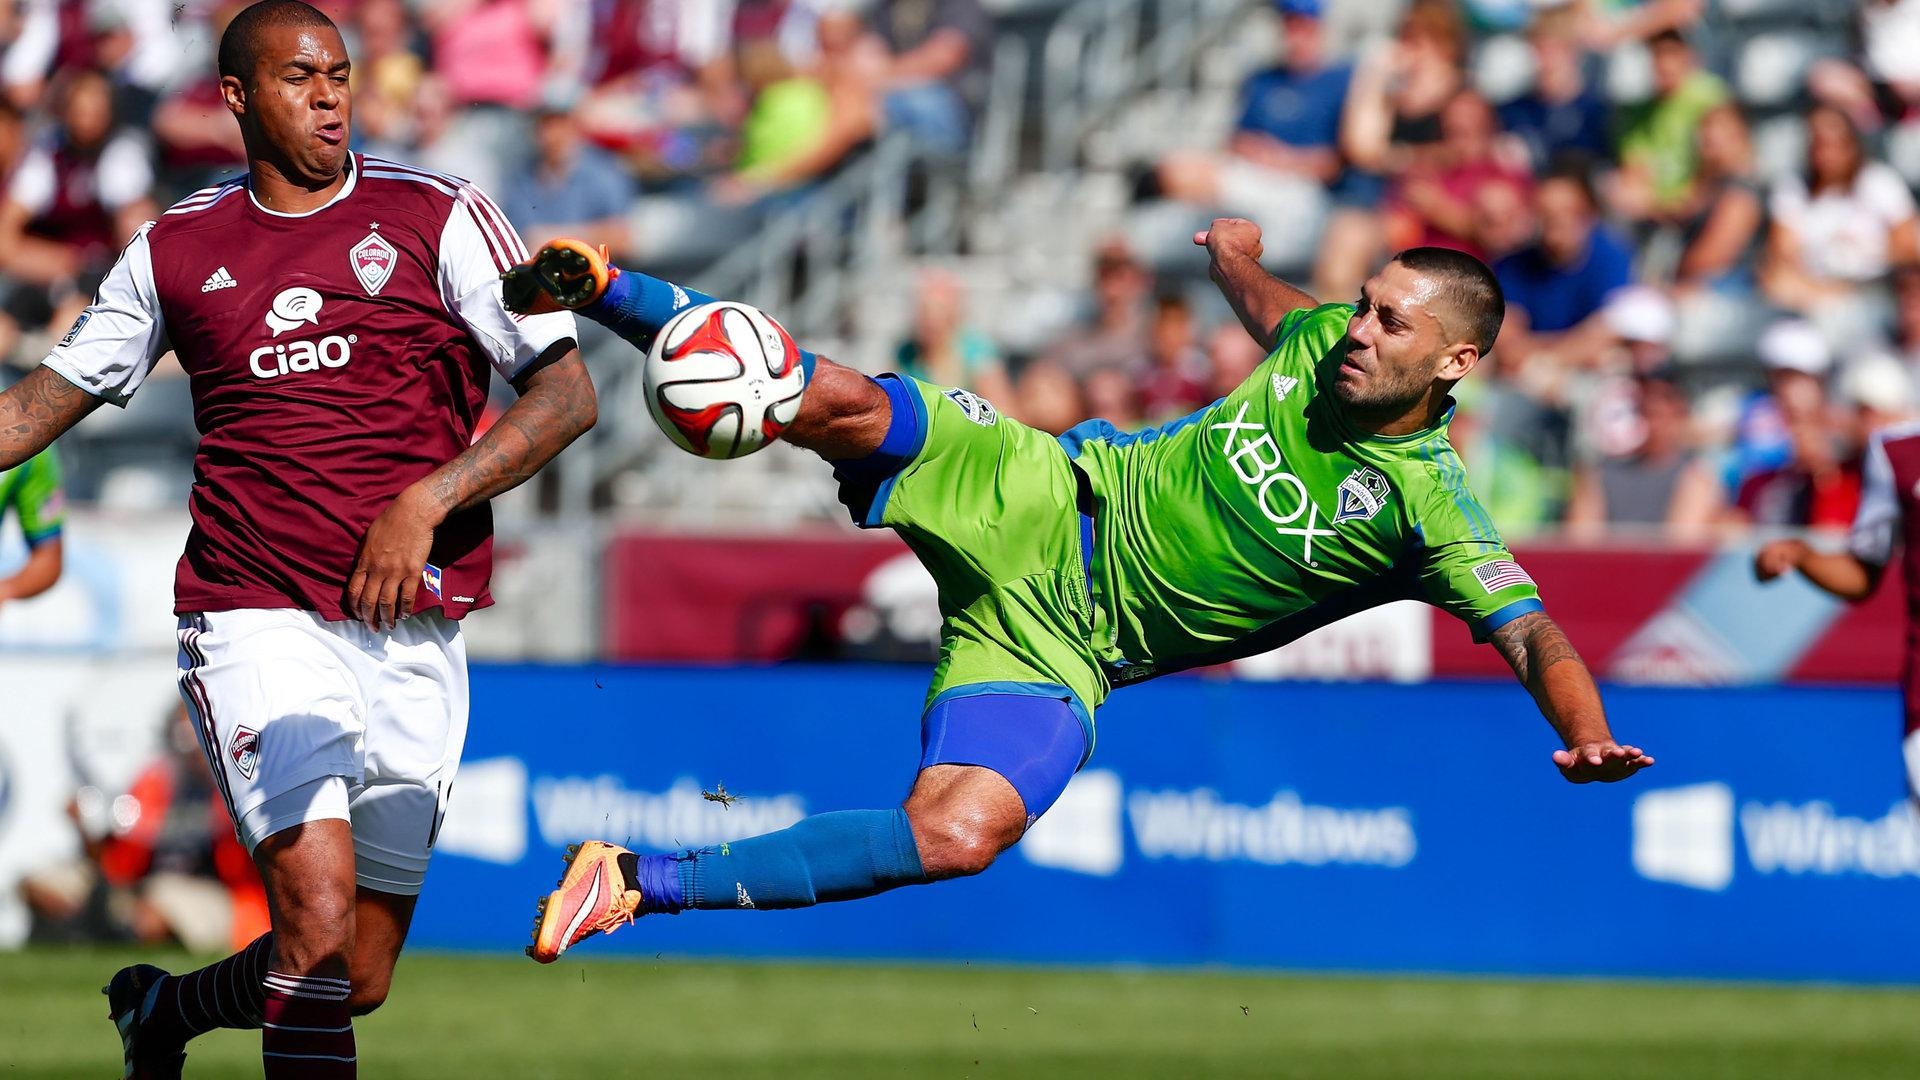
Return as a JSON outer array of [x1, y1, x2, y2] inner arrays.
[[41, 154, 577, 621], [1850, 419, 1920, 739]]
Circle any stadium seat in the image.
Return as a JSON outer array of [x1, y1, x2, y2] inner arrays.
[[1606, 41, 1655, 105], [1671, 290, 1772, 369], [1885, 121, 1920, 189], [1736, 34, 1817, 110], [1751, 114, 1809, 184], [1473, 33, 1535, 107], [1719, 0, 1807, 21]]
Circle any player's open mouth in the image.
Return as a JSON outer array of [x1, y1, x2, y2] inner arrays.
[[316, 123, 345, 145]]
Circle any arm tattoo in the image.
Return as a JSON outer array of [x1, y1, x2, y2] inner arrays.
[[422, 349, 597, 516], [1489, 610, 1583, 687], [0, 365, 101, 468]]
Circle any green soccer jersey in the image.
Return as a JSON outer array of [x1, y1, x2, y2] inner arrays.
[[1066, 302, 1542, 682], [0, 448, 64, 548]]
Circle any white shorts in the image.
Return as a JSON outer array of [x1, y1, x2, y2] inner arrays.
[[176, 608, 469, 895]]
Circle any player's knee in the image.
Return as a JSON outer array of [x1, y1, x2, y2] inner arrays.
[[271, 918, 353, 978], [908, 804, 1024, 879], [259, 872, 356, 974], [347, 977, 390, 1016]]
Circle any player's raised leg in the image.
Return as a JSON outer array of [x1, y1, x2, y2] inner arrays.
[[508, 238, 1105, 962], [501, 238, 900, 463], [529, 692, 1086, 962]]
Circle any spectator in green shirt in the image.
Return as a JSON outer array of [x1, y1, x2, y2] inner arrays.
[[0, 447, 63, 609], [1614, 29, 1727, 222]]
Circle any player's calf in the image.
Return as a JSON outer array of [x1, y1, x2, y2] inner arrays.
[[255, 821, 359, 1078], [342, 889, 417, 1016]]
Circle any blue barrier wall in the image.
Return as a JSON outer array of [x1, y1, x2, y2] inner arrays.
[[412, 665, 1919, 982]]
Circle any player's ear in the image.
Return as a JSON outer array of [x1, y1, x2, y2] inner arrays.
[[1438, 342, 1478, 382], [220, 74, 247, 117]]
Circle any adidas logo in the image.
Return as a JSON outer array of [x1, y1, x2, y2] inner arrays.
[[201, 266, 237, 293], [1272, 373, 1298, 402]]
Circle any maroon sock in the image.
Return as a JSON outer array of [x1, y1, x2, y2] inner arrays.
[[144, 933, 273, 1043], [261, 971, 355, 1078]]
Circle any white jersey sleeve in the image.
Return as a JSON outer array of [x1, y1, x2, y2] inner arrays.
[[95, 134, 154, 211], [437, 184, 576, 382], [2, 0, 55, 91], [39, 223, 167, 406], [1850, 430, 1900, 566], [7, 147, 54, 216]]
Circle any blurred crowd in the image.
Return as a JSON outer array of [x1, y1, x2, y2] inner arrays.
[[923, 0, 1920, 542], [19, 701, 268, 950], [0, 0, 1000, 503], [0, 0, 1913, 545]]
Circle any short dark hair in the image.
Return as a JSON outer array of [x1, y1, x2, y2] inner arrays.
[[218, 0, 338, 82], [1540, 155, 1601, 212], [1648, 28, 1688, 50], [1390, 246, 1505, 357]]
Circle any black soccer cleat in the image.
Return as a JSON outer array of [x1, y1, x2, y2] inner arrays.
[[104, 964, 186, 1080]]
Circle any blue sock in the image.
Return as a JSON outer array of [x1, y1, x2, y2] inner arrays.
[[628, 809, 927, 912], [585, 270, 819, 380]]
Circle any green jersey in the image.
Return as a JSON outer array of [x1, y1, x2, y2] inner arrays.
[[0, 448, 64, 548], [1067, 303, 1541, 683]]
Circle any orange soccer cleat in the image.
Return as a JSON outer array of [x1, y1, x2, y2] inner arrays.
[[527, 840, 644, 963], [501, 237, 615, 315]]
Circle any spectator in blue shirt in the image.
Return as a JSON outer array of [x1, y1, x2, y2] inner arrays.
[[1498, 8, 1611, 172], [1495, 163, 1634, 372], [1152, 0, 1348, 270], [501, 104, 638, 257]]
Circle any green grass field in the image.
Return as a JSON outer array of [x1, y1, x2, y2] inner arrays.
[[7, 948, 1920, 1079]]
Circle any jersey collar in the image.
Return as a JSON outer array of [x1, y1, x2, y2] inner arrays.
[[246, 153, 358, 219]]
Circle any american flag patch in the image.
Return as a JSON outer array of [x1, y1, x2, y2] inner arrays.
[[1472, 559, 1535, 593]]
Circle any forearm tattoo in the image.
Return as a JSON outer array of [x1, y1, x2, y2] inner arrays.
[[1490, 611, 1583, 688], [425, 353, 596, 515], [0, 365, 98, 464]]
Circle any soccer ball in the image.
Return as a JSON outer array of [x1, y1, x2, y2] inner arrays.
[[644, 300, 807, 460]]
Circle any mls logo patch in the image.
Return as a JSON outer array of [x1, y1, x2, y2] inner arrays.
[[1334, 466, 1390, 523], [421, 562, 443, 599], [350, 230, 398, 296], [227, 726, 260, 781], [57, 312, 89, 348], [943, 387, 998, 426]]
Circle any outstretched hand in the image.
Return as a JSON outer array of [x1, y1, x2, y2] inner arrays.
[[1553, 742, 1655, 784]]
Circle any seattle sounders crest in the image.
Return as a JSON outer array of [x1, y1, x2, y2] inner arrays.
[[1335, 466, 1390, 524]]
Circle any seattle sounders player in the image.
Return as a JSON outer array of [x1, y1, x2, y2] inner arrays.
[[503, 218, 1655, 961], [0, 448, 65, 608]]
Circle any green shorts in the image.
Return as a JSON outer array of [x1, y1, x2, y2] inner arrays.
[[844, 377, 1108, 739]]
